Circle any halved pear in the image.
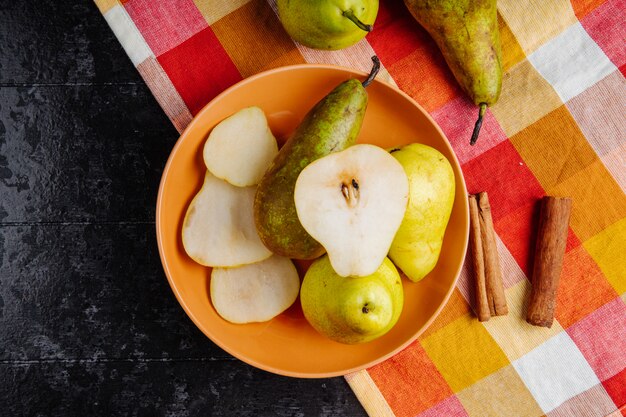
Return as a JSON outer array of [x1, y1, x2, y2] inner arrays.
[[182, 171, 272, 267], [294, 144, 409, 277], [210, 255, 300, 324], [204, 106, 278, 187]]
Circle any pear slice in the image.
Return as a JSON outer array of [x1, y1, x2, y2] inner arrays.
[[182, 171, 272, 267], [294, 144, 409, 277], [204, 106, 278, 187], [210, 255, 300, 324]]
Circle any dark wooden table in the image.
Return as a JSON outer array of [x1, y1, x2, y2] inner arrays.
[[0, 2, 367, 415]]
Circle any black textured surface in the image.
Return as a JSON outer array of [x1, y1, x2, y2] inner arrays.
[[0, 2, 367, 416]]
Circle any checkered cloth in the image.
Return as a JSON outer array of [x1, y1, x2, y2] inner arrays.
[[94, 0, 625, 415]]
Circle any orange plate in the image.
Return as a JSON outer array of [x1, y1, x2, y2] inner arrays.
[[156, 64, 469, 378]]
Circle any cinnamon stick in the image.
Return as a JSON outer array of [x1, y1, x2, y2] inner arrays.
[[469, 195, 490, 321], [527, 196, 572, 328], [477, 192, 508, 316]]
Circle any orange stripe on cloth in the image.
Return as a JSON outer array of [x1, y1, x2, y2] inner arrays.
[[211, 0, 305, 78], [368, 341, 454, 417], [94, 0, 118, 14]]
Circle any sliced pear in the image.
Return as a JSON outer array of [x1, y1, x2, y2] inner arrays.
[[204, 106, 278, 187], [210, 255, 300, 324], [294, 144, 409, 277], [182, 171, 272, 267]]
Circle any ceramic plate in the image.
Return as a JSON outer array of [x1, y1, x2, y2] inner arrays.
[[156, 64, 469, 378]]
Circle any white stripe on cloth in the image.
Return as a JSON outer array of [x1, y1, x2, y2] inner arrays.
[[103, 5, 153, 67]]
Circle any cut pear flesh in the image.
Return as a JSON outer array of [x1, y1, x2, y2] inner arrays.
[[294, 144, 409, 277], [210, 255, 300, 324], [204, 106, 279, 187], [182, 171, 272, 267]]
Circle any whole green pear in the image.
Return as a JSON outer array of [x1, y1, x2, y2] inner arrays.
[[301, 255, 404, 344], [254, 79, 368, 259], [388, 144, 455, 282], [277, 0, 379, 50], [404, 0, 502, 144]]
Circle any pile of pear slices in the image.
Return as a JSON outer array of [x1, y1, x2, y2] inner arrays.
[[182, 107, 301, 324], [182, 105, 455, 342]]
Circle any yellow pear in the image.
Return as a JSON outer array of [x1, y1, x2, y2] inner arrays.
[[388, 144, 455, 282]]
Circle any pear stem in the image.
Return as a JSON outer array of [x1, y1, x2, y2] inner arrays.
[[342, 9, 373, 32], [362, 56, 380, 88], [470, 103, 487, 146]]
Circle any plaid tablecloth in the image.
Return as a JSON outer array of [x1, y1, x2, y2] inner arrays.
[[94, 0, 626, 415]]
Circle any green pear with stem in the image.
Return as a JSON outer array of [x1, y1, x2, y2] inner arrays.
[[404, 0, 502, 145], [277, 0, 379, 50], [301, 255, 404, 344]]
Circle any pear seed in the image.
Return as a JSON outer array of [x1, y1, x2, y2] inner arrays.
[[341, 180, 360, 208]]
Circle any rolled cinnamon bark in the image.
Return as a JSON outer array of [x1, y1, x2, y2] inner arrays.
[[477, 192, 508, 316], [527, 196, 572, 328], [469, 195, 490, 322]]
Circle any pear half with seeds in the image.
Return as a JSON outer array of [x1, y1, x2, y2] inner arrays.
[[294, 144, 409, 277], [182, 171, 272, 267]]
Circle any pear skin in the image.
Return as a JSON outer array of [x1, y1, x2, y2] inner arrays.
[[254, 78, 368, 259], [388, 144, 455, 282], [404, 0, 502, 144], [301, 256, 404, 344], [277, 0, 379, 50]]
